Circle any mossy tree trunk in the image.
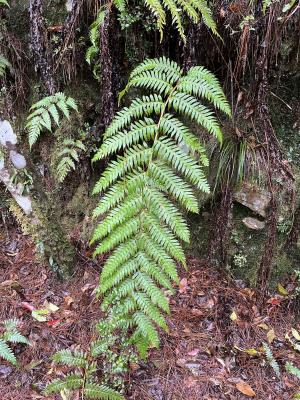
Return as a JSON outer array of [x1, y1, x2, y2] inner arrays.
[[0, 119, 74, 280]]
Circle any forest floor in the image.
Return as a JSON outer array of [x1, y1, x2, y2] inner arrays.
[[0, 224, 299, 400]]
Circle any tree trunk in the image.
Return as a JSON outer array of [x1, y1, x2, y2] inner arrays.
[[0, 119, 74, 280]]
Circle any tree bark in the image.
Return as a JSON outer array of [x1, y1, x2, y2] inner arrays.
[[29, 0, 56, 94], [0, 119, 74, 280]]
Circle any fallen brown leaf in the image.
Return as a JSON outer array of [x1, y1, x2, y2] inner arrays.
[[236, 381, 256, 397]]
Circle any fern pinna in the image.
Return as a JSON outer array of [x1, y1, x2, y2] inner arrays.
[[92, 57, 230, 355]]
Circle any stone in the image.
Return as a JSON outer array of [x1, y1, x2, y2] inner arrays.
[[242, 217, 265, 230], [10, 150, 27, 169], [234, 183, 271, 217], [0, 119, 17, 147]]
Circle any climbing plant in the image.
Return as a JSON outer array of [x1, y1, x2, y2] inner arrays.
[[92, 57, 230, 355]]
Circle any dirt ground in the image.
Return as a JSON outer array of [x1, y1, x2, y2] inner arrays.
[[0, 225, 299, 400]]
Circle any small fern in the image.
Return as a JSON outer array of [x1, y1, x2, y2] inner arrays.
[[45, 348, 124, 399], [286, 362, 300, 379], [0, 319, 29, 365], [0, 55, 11, 77], [86, 7, 107, 80], [263, 342, 281, 378], [92, 57, 230, 355], [55, 138, 86, 183], [26, 92, 78, 148]]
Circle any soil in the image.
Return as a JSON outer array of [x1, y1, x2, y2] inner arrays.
[[0, 224, 299, 400]]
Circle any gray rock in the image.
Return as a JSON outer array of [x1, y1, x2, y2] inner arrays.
[[10, 150, 27, 169], [0, 120, 17, 147], [242, 217, 265, 230], [234, 183, 271, 217]]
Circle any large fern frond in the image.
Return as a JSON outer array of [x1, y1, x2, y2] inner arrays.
[[92, 57, 230, 355]]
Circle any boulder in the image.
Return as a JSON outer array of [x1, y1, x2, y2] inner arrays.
[[242, 217, 265, 230], [234, 183, 271, 217]]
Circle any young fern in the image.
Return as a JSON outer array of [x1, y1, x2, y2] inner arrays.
[[0, 319, 29, 365], [26, 92, 78, 148], [286, 362, 300, 379], [263, 342, 281, 378], [55, 138, 86, 183], [92, 57, 230, 355], [45, 349, 124, 399]]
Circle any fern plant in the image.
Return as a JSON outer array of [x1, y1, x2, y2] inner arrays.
[[86, 0, 218, 72], [55, 138, 86, 183], [143, 0, 219, 40], [286, 362, 300, 379], [26, 92, 78, 148], [0, 55, 11, 77], [92, 57, 230, 355], [0, 319, 29, 365], [45, 349, 124, 399], [263, 342, 281, 378], [86, 7, 107, 80]]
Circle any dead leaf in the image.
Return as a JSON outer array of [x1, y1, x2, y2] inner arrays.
[[219, 7, 226, 18], [267, 329, 275, 344], [267, 297, 281, 306], [191, 308, 203, 317], [20, 302, 35, 312], [44, 300, 59, 313], [277, 283, 288, 296], [258, 323, 269, 330], [81, 283, 95, 293], [236, 381, 256, 397], [292, 328, 300, 341], [64, 295, 74, 307], [187, 348, 200, 357], [230, 311, 238, 321], [244, 348, 259, 356], [179, 278, 188, 294]]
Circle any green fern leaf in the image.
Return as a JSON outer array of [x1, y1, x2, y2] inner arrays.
[[0, 339, 16, 365], [285, 362, 300, 379], [44, 374, 84, 394], [52, 349, 88, 367], [84, 383, 125, 399]]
